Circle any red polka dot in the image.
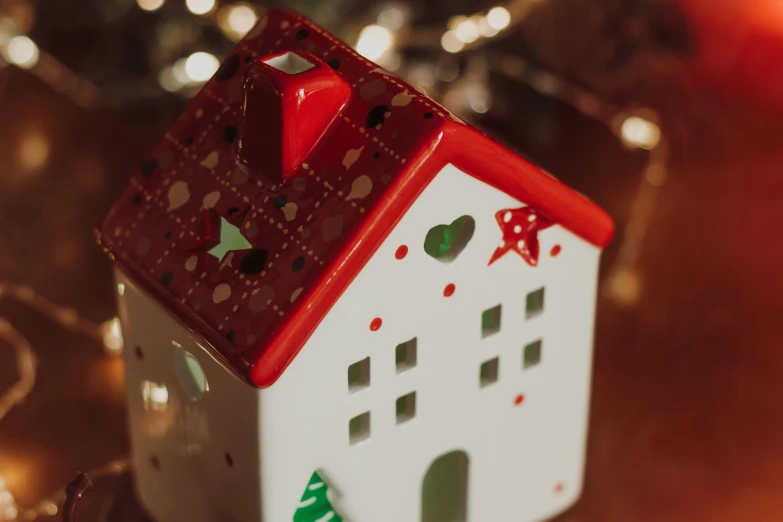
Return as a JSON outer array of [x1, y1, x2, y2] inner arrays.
[[395, 245, 408, 259], [443, 283, 456, 297], [551, 244, 562, 257], [554, 482, 565, 493], [514, 394, 525, 406], [370, 317, 382, 331]]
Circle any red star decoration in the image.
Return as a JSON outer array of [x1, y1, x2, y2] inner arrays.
[[488, 206, 553, 266]]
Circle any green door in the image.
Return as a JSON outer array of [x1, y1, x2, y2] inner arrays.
[[421, 450, 469, 522]]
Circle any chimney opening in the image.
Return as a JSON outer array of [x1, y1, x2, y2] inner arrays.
[[263, 52, 315, 75]]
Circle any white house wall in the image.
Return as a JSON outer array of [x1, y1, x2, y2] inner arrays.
[[259, 164, 602, 522], [116, 268, 264, 522]]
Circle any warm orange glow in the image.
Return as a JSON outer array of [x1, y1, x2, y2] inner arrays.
[[0, 456, 31, 499], [605, 266, 642, 306], [682, 0, 783, 33], [17, 132, 49, 170], [217, 3, 258, 41], [137, 0, 165, 11], [101, 317, 124, 355]]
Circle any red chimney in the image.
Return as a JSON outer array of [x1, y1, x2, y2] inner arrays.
[[236, 50, 352, 184]]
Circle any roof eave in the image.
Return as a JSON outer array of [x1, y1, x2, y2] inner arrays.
[[97, 228, 253, 383], [440, 121, 614, 249]]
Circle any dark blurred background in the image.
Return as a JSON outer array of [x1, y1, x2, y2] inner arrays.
[[1, 0, 782, 521]]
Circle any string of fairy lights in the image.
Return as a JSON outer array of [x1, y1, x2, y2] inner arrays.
[[345, 1, 666, 305], [0, 280, 127, 522], [0, 458, 130, 522], [0, 1, 668, 520]]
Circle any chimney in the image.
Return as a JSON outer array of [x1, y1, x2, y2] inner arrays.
[[236, 50, 352, 184]]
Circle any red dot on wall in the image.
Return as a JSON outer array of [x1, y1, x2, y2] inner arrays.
[[551, 244, 562, 257], [443, 283, 456, 297], [395, 245, 408, 259], [370, 317, 383, 331], [514, 394, 525, 406], [554, 482, 565, 494]]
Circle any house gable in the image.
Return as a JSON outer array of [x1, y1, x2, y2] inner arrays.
[[256, 163, 600, 521]]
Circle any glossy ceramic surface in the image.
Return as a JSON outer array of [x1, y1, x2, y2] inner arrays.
[[258, 163, 602, 522], [237, 50, 351, 181], [116, 164, 603, 522], [99, 9, 612, 388]]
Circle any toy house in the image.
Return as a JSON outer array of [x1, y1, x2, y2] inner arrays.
[[99, 9, 613, 522]]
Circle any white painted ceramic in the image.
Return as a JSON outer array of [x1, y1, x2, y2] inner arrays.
[[117, 163, 602, 522]]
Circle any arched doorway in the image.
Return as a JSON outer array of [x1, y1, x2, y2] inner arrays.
[[421, 450, 469, 522]]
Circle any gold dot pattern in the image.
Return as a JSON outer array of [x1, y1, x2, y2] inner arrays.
[[99, 9, 452, 377]]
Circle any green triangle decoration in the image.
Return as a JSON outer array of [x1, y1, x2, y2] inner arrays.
[[209, 217, 251, 260], [293, 471, 344, 522]]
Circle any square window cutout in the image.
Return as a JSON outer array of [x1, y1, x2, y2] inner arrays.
[[396, 338, 418, 373], [481, 305, 502, 338], [349, 411, 371, 445], [264, 52, 315, 74], [479, 357, 499, 387], [526, 287, 545, 319], [396, 391, 417, 425], [524, 339, 542, 369], [347, 357, 370, 393]]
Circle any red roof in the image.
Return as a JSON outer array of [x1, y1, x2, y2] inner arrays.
[[100, 9, 613, 388]]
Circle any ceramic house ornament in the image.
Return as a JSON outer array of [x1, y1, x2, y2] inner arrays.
[[99, 9, 613, 522]]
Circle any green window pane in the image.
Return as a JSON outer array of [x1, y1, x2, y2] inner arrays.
[[395, 338, 417, 373], [349, 411, 370, 445], [347, 357, 370, 393], [481, 309, 492, 329], [479, 357, 499, 387], [172, 342, 208, 399], [396, 391, 417, 424], [524, 340, 542, 369], [481, 305, 501, 337], [526, 287, 545, 318]]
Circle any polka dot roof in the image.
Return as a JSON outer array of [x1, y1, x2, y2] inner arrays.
[[100, 9, 453, 379], [100, 9, 613, 387]]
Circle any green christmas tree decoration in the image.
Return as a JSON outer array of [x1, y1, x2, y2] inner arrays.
[[293, 471, 344, 522]]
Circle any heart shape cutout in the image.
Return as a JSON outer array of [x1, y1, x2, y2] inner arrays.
[[423, 215, 475, 262]]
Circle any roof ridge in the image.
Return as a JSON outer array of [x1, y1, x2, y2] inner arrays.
[[271, 8, 454, 121]]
